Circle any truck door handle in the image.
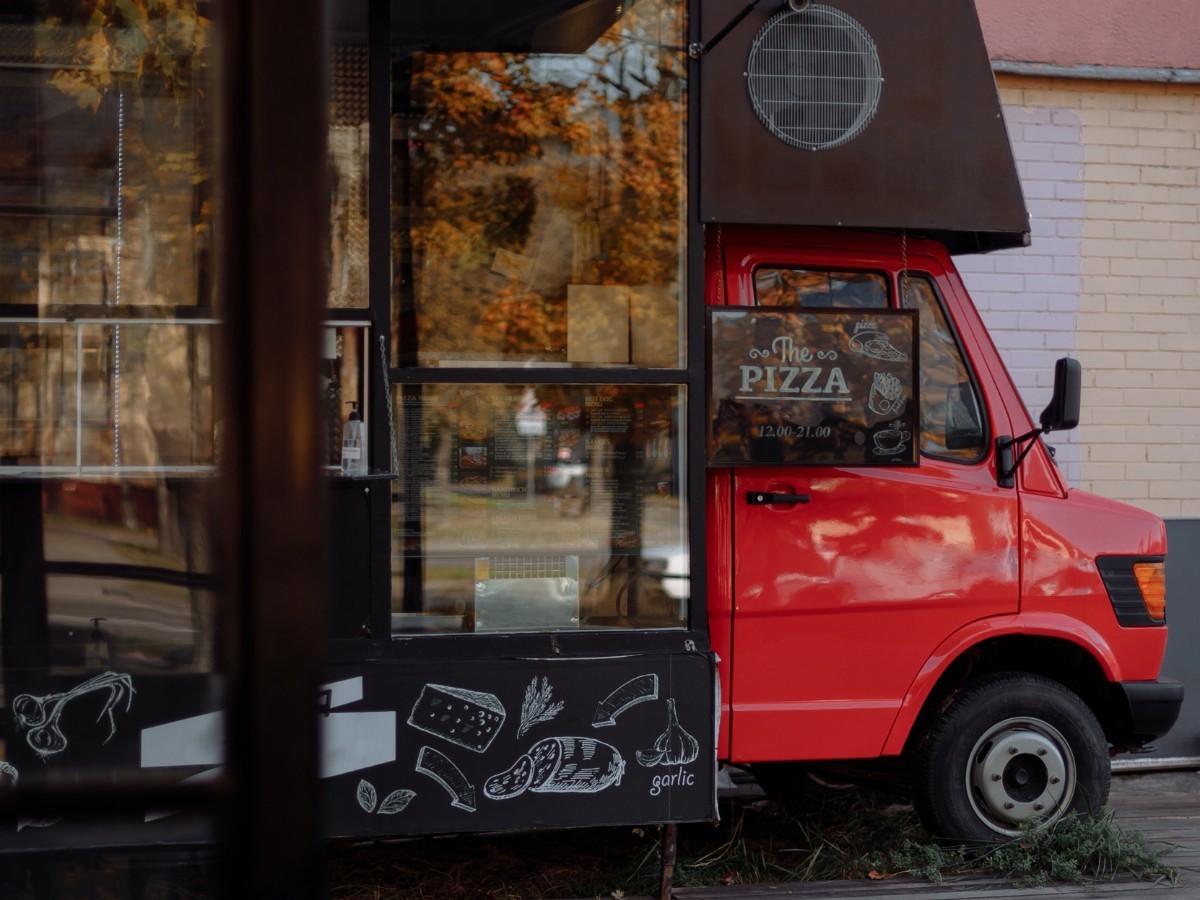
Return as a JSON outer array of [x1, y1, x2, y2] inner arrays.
[[746, 491, 810, 505]]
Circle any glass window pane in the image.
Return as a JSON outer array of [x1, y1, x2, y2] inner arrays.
[[392, 0, 686, 368], [0, 0, 223, 859], [902, 275, 986, 460], [329, 40, 369, 309], [754, 268, 889, 308], [394, 384, 688, 633]]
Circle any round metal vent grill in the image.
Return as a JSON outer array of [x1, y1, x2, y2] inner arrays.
[[746, 5, 882, 151]]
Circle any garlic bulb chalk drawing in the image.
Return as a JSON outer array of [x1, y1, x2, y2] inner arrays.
[[636, 698, 698, 768]]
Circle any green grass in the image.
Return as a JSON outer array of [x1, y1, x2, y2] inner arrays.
[[324, 790, 1179, 898]]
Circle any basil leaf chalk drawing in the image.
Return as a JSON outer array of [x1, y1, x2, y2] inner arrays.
[[378, 789, 417, 815], [592, 674, 659, 727], [518, 676, 565, 738], [356, 780, 416, 815], [357, 778, 379, 813]]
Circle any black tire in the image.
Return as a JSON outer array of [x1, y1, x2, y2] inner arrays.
[[913, 672, 1110, 843]]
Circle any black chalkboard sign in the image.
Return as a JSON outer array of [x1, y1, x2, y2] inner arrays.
[[708, 308, 919, 466]]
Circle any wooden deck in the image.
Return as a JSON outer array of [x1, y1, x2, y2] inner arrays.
[[668, 770, 1200, 899]]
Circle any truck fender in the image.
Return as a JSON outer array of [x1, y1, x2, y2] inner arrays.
[[879, 612, 1121, 757]]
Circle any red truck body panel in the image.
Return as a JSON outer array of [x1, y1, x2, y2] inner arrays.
[[706, 226, 1172, 764]]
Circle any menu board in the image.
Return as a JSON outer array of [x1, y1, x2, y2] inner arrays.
[[708, 308, 919, 466]]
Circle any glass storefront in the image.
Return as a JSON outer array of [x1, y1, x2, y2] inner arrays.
[[0, 0, 703, 873], [389, 0, 691, 633]]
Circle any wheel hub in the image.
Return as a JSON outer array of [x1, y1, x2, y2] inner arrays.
[[968, 718, 1074, 833]]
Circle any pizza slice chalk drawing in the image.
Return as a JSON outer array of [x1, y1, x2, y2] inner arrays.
[[407, 684, 506, 753], [848, 330, 907, 362], [592, 673, 659, 727]]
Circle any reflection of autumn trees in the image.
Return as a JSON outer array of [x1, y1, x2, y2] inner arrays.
[[396, 0, 686, 362]]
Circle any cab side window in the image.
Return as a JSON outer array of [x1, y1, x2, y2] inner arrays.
[[901, 275, 986, 460]]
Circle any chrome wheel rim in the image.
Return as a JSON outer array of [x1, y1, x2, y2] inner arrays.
[[966, 716, 1075, 836]]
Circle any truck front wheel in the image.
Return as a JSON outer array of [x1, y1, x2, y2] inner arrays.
[[913, 672, 1110, 842]]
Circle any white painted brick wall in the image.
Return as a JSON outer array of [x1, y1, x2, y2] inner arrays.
[[957, 78, 1200, 518], [956, 97, 1084, 485]]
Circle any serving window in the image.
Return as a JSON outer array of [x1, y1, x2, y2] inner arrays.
[[393, 384, 687, 634], [388, 0, 693, 640]]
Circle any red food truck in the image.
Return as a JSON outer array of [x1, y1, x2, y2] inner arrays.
[[0, 0, 1181, 855]]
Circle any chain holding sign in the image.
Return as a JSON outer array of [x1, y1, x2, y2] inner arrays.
[[707, 308, 919, 466]]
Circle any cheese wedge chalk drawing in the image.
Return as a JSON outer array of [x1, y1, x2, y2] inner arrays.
[[416, 745, 477, 812], [592, 673, 658, 727], [407, 683, 506, 753], [484, 737, 625, 800]]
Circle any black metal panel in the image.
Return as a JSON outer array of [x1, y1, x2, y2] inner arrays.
[[392, 0, 627, 52], [698, 0, 1029, 254], [1146, 519, 1200, 760], [0, 654, 716, 845], [326, 476, 392, 640]]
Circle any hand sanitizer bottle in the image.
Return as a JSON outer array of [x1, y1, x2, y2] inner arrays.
[[340, 401, 367, 476]]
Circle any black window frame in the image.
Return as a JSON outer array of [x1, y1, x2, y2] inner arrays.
[[370, 0, 709, 660]]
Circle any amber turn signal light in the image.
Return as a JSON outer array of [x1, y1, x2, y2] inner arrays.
[[1133, 562, 1166, 622]]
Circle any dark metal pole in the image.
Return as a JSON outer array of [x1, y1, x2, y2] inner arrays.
[[660, 822, 679, 899], [217, 0, 329, 895]]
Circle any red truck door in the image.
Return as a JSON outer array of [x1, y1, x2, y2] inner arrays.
[[721, 239, 1021, 763]]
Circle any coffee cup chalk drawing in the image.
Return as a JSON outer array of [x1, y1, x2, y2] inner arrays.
[[873, 421, 911, 456]]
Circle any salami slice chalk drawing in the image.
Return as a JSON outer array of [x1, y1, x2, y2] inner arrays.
[[13, 672, 135, 759], [407, 684, 506, 753], [484, 737, 625, 800], [416, 745, 477, 812], [592, 673, 658, 727]]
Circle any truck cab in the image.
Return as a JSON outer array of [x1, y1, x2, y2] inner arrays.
[[705, 226, 1181, 840]]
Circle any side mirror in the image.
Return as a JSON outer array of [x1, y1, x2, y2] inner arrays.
[[1039, 357, 1080, 434], [997, 357, 1081, 488]]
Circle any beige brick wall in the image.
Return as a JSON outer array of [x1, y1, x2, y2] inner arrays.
[[959, 76, 1200, 518]]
